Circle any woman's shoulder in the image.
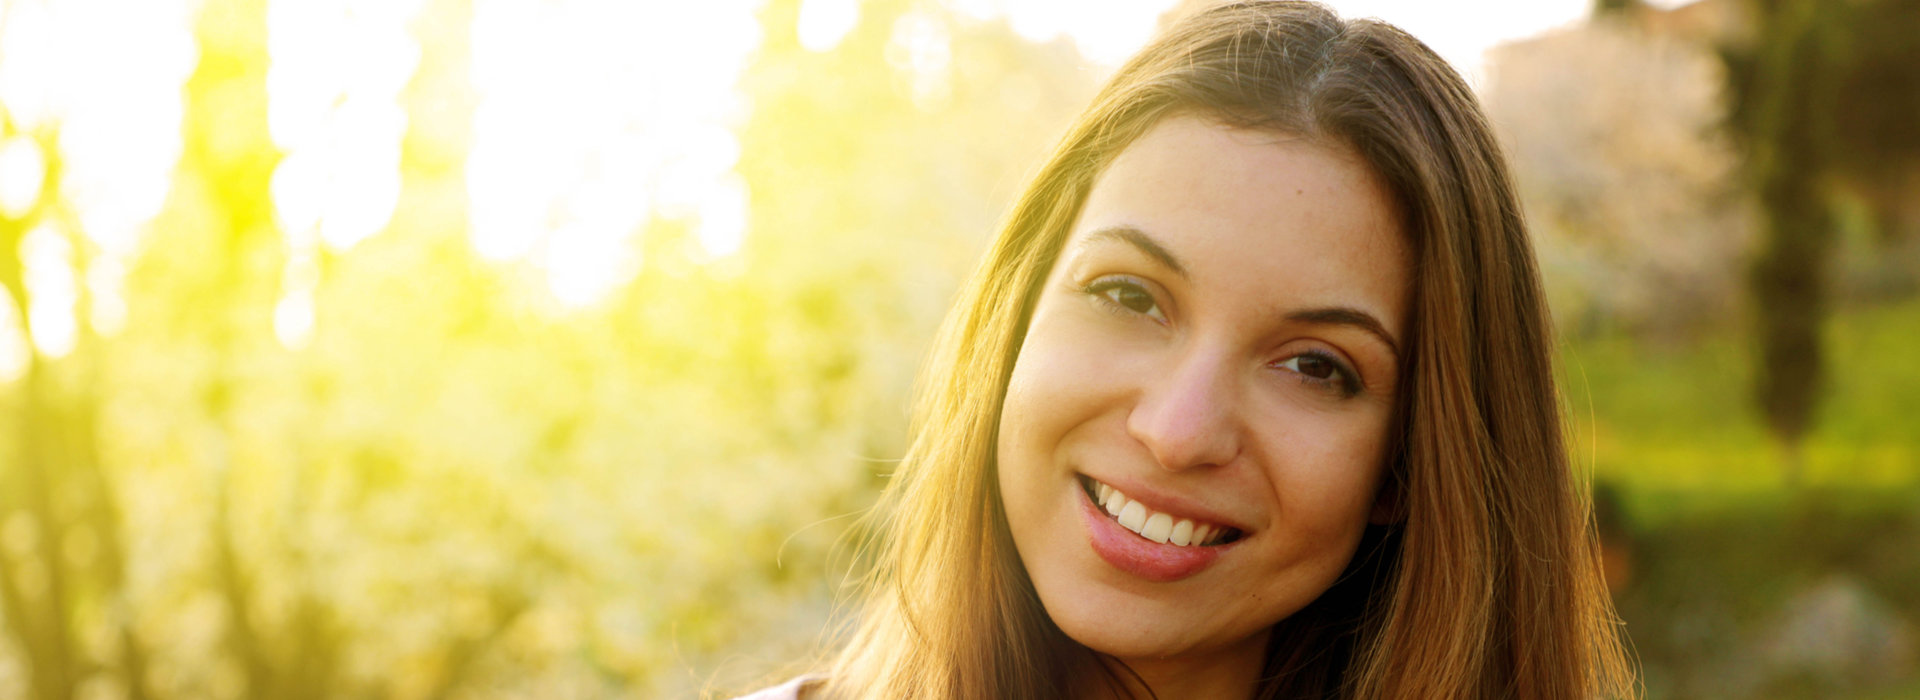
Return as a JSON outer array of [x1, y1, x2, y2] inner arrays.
[[730, 674, 824, 700]]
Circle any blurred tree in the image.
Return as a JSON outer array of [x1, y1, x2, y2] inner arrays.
[[1720, 0, 1920, 482], [649, 0, 1098, 693], [1485, 12, 1748, 339], [163, 0, 332, 696], [0, 122, 74, 700], [0, 77, 155, 700], [3, 0, 1105, 696]]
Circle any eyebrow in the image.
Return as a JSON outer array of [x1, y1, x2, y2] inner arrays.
[[1288, 307, 1400, 359], [1079, 225, 1188, 279], [1079, 224, 1400, 358]]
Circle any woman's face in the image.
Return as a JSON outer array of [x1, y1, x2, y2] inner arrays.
[[996, 116, 1409, 675]]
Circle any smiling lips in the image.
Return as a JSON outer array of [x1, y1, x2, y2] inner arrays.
[[1083, 476, 1240, 546], [1077, 476, 1243, 582]]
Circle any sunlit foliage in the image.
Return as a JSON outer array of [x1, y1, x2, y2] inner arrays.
[[0, 0, 1098, 696]]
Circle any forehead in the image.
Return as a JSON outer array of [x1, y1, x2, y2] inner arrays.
[[1068, 116, 1410, 324]]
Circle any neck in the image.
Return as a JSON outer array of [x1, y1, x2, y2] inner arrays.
[[1075, 628, 1270, 700]]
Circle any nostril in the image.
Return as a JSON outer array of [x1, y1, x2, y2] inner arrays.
[[1126, 360, 1243, 471]]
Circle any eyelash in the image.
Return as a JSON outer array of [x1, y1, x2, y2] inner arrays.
[[1274, 349, 1363, 397], [1081, 275, 1166, 323], [1078, 276, 1363, 398]]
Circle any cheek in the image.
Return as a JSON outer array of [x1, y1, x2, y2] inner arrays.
[[995, 304, 1126, 511], [998, 310, 1104, 453], [995, 357, 1046, 488], [995, 324, 1067, 498], [1260, 414, 1395, 534]]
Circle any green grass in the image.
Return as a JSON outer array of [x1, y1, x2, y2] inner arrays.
[[1849, 676, 1920, 700], [1558, 297, 1920, 698], [1610, 489, 1920, 699], [1558, 297, 1920, 525]]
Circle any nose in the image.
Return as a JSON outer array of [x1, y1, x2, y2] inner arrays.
[[1126, 348, 1242, 471]]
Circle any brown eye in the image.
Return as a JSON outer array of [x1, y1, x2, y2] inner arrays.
[[1085, 276, 1168, 323], [1294, 354, 1335, 379], [1274, 350, 1361, 397], [1108, 286, 1155, 314]]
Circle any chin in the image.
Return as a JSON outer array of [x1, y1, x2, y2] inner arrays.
[[1032, 574, 1273, 664]]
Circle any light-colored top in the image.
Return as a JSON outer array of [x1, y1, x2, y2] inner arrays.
[[731, 675, 822, 700]]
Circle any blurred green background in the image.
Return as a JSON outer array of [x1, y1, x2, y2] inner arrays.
[[0, 0, 1914, 698]]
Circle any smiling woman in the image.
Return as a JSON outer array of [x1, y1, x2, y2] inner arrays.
[[743, 1, 1636, 698], [995, 118, 1411, 698]]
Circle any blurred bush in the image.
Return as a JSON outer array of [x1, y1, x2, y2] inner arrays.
[[0, 0, 1108, 696]]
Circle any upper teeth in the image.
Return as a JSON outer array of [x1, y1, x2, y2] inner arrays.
[[1094, 480, 1229, 547]]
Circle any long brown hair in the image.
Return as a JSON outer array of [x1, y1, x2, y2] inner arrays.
[[823, 2, 1635, 697]]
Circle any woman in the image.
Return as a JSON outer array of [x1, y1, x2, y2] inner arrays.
[[748, 1, 1634, 697]]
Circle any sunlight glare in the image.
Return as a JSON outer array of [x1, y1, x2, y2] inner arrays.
[[0, 137, 46, 217], [0, 0, 196, 345], [651, 124, 741, 219], [0, 1, 58, 128], [1321, 0, 1592, 88], [797, 0, 861, 52], [273, 240, 320, 349], [544, 222, 639, 308], [20, 224, 78, 359], [1004, 1, 1072, 47], [695, 175, 749, 259], [43, 0, 196, 254], [944, 0, 1597, 88], [267, 0, 423, 252], [1067, 0, 1164, 65], [273, 290, 316, 350], [465, 128, 558, 261], [887, 11, 953, 110], [467, 0, 760, 308], [60, 102, 186, 255], [943, 0, 1165, 66], [271, 150, 326, 235], [944, 0, 999, 22]]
